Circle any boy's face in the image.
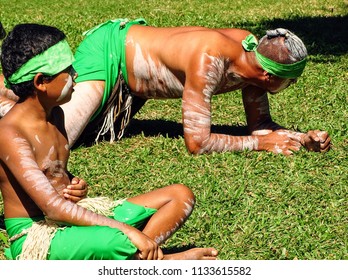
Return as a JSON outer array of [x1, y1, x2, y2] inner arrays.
[[45, 66, 77, 104]]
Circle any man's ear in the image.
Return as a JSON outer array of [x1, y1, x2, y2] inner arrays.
[[33, 73, 47, 92], [263, 71, 271, 82]]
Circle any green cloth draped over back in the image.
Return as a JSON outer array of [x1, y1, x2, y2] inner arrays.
[[73, 18, 147, 121]]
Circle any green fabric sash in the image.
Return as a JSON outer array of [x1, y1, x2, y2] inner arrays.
[[73, 18, 147, 120]]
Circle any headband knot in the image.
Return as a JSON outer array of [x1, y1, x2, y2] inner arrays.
[[242, 34, 258, 52]]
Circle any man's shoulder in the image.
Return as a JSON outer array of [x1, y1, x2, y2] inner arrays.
[[192, 29, 246, 58], [199, 28, 251, 48], [215, 28, 253, 43]]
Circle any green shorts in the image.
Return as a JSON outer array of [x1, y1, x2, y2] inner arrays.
[[5, 200, 156, 260]]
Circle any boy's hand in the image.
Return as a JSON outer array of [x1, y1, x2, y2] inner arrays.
[[63, 177, 88, 202], [127, 229, 164, 260]]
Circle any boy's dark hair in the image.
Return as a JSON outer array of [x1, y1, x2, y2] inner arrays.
[[1, 23, 66, 98]]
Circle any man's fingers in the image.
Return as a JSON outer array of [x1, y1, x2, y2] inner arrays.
[[320, 138, 332, 152], [157, 248, 164, 260], [282, 150, 293, 156]]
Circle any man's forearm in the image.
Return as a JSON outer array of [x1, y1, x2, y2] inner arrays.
[[185, 132, 261, 154]]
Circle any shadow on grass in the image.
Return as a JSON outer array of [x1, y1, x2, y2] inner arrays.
[[236, 15, 348, 56], [124, 119, 249, 139], [161, 244, 198, 255], [72, 119, 249, 148]]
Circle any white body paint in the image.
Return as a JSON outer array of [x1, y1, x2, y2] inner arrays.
[[14, 137, 55, 195], [183, 199, 194, 216], [56, 75, 73, 102], [35, 135, 41, 144], [154, 198, 194, 245], [133, 44, 183, 98], [41, 146, 65, 178], [0, 99, 14, 117], [252, 129, 272, 135]]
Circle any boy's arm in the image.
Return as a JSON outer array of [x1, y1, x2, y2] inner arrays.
[[1, 134, 162, 259]]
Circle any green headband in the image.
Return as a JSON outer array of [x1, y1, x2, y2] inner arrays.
[[4, 39, 74, 88], [242, 34, 306, 79]]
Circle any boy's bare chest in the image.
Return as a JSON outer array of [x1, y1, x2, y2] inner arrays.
[[30, 132, 70, 187]]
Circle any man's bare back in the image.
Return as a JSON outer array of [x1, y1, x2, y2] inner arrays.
[[125, 25, 249, 99]]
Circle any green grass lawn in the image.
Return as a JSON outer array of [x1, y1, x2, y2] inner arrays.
[[0, 0, 347, 260]]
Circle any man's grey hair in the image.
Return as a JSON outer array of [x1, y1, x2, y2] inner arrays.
[[258, 28, 307, 63]]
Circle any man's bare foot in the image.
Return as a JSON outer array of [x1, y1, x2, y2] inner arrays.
[[163, 248, 218, 260]]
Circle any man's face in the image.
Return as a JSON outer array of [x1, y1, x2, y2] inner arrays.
[[268, 76, 297, 94]]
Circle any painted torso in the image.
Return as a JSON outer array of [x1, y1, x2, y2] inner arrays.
[[125, 25, 251, 100], [0, 106, 70, 218]]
